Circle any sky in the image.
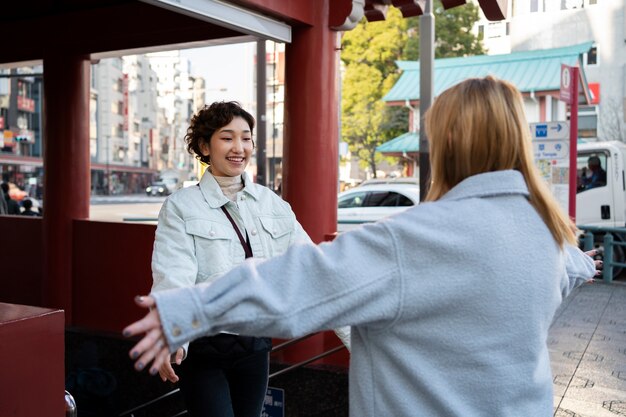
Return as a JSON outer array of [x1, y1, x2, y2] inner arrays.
[[181, 42, 256, 108]]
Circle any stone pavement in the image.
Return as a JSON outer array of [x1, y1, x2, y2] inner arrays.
[[550, 281, 626, 416]]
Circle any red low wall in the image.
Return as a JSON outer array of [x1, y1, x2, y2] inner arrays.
[[0, 216, 43, 306], [0, 302, 64, 417], [0, 216, 348, 368], [72, 220, 155, 333], [72, 219, 348, 366]]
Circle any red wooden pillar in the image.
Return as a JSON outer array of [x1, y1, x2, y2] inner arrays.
[[42, 54, 91, 323], [283, 0, 338, 244]]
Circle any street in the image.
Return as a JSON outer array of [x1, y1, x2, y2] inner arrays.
[[89, 194, 165, 224]]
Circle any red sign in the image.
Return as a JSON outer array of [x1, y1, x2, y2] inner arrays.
[[123, 73, 129, 132], [588, 83, 600, 105], [17, 96, 35, 112], [0, 117, 4, 130], [559, 64, 575, 105]]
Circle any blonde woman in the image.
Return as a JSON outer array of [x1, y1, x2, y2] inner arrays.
[[126, 77, 597, 417]]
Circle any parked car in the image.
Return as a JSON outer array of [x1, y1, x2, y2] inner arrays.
[[145, 182, 170, 197], [359, 177, 420, 187], [337, 182, 420, 232]]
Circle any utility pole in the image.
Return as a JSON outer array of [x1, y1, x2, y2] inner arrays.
[[256, 40, 267, 187], [419, 0, 434, 201]]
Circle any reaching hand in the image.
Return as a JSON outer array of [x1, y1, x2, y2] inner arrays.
[[123, 296, 171, 376], [584, 249, 603, 281], [159, 348, 184, 382]]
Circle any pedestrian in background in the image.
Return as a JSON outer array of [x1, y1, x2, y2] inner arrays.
[[124, 77, 596, 417], [149, 101, 349, 417], [1, 183, 21, 215], [0, 185, 7, 215], [20, 199, 39, 217]]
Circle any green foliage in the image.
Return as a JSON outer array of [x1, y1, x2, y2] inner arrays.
[[405, 1, 485, 60], [341, 1, 484, 175]]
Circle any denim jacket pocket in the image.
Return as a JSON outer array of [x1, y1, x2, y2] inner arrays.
[[186, 219, 234, 281], [258, 216, 292, 256]]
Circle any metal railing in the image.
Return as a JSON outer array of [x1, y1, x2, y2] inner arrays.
[[65, 390, 77, 417], [268, 334, 347, 379], [118, 333, 347, 417], [578, 225, 626, 283], [118, 388, 183, 417]]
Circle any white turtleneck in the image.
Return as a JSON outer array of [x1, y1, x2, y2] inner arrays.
[[212, 172, 247, 237], [213, 173, 244, 202]]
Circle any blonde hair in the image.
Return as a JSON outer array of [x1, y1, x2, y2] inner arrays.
[[424, 76, 576, 246]]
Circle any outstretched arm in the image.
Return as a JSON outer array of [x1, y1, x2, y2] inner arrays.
[[125, 220, 403, 373], [562, 246, 600, 298], [124, 296, 170, 375]]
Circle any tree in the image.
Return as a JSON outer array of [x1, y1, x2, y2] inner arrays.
[[405, 1, 485, 60], [341, 1, 485, 175], [341, 8, 408, 177]]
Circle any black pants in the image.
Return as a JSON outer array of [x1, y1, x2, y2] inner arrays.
[[178, 336, 270, 417]]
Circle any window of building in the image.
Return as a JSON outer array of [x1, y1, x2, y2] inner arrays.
[[561, 0, 583, 9], [113, 78, 123, 92], [531, 0, 539, 12], [572, 105, 598, 138], [584, 45, 598, 66], [478, 25, 484, 39], [530, 0, 549, 12]]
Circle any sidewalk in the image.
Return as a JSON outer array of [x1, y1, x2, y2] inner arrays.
[[550, 281, 626, 416], [90, 194, 166, 205]]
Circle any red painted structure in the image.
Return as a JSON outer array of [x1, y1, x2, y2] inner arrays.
[[0, 1, 506, 414], [0, 303, 65, 416]]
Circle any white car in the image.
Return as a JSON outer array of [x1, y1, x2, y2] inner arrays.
[[337, 181, 421, 232]]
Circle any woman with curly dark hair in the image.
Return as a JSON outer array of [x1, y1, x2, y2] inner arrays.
[[149, 101, 349, 417]]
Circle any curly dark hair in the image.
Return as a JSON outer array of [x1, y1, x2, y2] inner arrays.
[[185, 101, 255, 164]]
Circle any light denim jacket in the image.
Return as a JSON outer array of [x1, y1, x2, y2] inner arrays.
[[151, 171, 311, 292], [151, 171, 351, 353], [153, 170, 595, 417]]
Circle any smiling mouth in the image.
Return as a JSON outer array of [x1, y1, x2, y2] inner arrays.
[[226, 157, 245, 163]]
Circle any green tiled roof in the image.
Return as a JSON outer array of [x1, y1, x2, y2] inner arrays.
[[376, 131, 419, 153], [383, 42, 594, 102]]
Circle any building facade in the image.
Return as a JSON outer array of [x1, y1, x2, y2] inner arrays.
[[475, 0, 625, 141]]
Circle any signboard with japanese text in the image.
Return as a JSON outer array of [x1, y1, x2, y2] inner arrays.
[[530, 121, 571, 214], [560, 64, 574, 104], [3, 129, 13, 147], [17, 96, 35, 112], [261, 387, 284, 417]]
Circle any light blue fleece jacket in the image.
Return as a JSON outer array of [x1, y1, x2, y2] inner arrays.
[[152, 170, 595, 417]]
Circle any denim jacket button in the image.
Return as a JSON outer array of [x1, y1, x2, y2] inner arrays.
[[251, 229, 257, 236], [172, 326, 182, 337], [209, 230, 216, 237], [191, 319, 200, 329]]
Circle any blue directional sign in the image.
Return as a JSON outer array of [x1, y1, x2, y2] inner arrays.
[[530, 121, 569, 140], [261, 387, 285, 417], [535, 124, 548, 138]]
